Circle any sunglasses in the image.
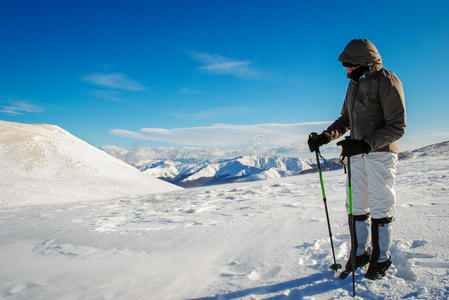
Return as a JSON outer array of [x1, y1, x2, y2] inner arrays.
[[342, 62, 359, 67]]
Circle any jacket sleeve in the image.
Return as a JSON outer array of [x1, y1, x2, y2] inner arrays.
[[324, 98, 350, 141], [364, 74, 406, 150]]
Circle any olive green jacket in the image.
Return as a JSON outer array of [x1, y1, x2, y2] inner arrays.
[[325, 39, 406, 153]]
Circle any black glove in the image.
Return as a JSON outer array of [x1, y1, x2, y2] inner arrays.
[[308, 132, 331, 152], [336, 138, 371, 157]]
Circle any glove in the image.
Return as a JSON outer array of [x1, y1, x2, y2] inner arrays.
[[308, 132, 331, 152], [337, 138, 371, 157]]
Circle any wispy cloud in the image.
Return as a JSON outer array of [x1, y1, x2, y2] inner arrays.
[[430, 132, 449, 138], [172, 106, 252, 120], [83, 72, 147, 91], [189, 51, 261, 78], [0, 100, 45, 115], [92, 90, 122, 102], [110, 122, 332, 148], [178, 87, 202, 94]]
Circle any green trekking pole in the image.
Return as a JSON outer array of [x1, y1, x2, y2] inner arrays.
[[314, 148, 342, 272], [347, 155, 356, 297]]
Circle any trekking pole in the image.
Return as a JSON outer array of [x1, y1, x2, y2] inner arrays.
[[346, 154, 356, 297], [314, 149, 342, 272]]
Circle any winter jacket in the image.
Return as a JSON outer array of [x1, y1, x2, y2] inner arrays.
[[324, 39, 406, 153]]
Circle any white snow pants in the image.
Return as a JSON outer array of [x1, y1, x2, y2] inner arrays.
[[346, 152, 398, 219]]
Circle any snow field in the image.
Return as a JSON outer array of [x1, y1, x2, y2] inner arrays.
[[0, 150, 448, 299]]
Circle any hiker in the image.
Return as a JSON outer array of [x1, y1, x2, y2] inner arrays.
[[308, 39, 406, 279]]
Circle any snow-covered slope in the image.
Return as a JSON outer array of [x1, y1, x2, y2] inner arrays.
[[411, 140, 449, 157], [0, 140, 448, 299], [140, 160, 182, 178], [0, 121, 181, 207]]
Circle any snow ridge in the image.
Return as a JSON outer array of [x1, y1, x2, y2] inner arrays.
[[0, 121, 181, 207]]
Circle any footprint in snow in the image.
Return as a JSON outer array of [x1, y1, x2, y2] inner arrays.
[[295, 239, 340, 269], [282, 203, 299, 208], [391, 240, 435, 281], [298, 256, 318, 266], [414, 261, 449, 269], [248, 266, 282, 281], [411, 240, 428, 249], [7, 282, 44, 296], [33, 240, 78, 257]]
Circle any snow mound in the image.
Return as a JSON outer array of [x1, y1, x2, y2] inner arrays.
[[0, 121, 181, 207], [413, 140, 449, 157]]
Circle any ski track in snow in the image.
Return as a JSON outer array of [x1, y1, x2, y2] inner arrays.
[[1, 153, 449, 299]]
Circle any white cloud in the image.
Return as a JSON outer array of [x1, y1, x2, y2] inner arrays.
[[189, 51, 261, 78], [92, 90, 122, 102], [178, 87, 201, 94], [110, 122, 332, 148], [172, 106, 252, 120], [83, 72, 147, 91], [0, 100, 45, 115], [430, 132, 449, 138], [101, 144, 311, 164]]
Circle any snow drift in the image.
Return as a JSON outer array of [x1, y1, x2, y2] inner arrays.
[[0, 121, 181, 207]]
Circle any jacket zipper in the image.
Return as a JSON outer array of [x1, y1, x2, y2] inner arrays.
[[350, 82, 360, 139]]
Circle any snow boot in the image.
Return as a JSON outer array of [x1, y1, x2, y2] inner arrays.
[[343, 248, 371, 273], [365, 216, 393, 280], [339, 214, 370, 278], [366, 256, 392, 280]]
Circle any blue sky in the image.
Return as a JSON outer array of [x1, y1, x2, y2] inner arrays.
[[1, 0, 448, 151]]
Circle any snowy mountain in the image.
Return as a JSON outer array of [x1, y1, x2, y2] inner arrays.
[[0, 121, 181, 207], [126, 142, 449, 188], [135, 155, 312, 187]]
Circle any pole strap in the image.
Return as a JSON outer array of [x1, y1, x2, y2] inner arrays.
[[317, 149, 328, 166]]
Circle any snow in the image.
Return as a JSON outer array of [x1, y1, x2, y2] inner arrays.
[[1, 139, 448, 299], [237, 168, 282, 181], [0, 121, 181, 207], [182, 163, 221, 182], [136, 155, 312, 187], [142, 161, 182, 178]]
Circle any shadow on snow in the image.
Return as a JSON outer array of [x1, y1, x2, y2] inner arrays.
[[189, 272, 349, 300]]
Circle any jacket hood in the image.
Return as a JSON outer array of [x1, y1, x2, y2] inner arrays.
[[338, 39, 382, 70]]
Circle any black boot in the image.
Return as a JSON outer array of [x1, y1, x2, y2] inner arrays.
[[339, 248, 370, 279], [366, 256, 392, 280], [344, 248, 370, 272], [365, 217, 393, 280], [339, 214, 370, 279]]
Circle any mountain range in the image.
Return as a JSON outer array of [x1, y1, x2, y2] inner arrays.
[[107, 141, 449, 188], [134, 155, 312, 187], [3, 120, 447, 201]]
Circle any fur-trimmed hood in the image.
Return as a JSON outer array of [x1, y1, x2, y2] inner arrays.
[[338, 39, 382, 71]]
